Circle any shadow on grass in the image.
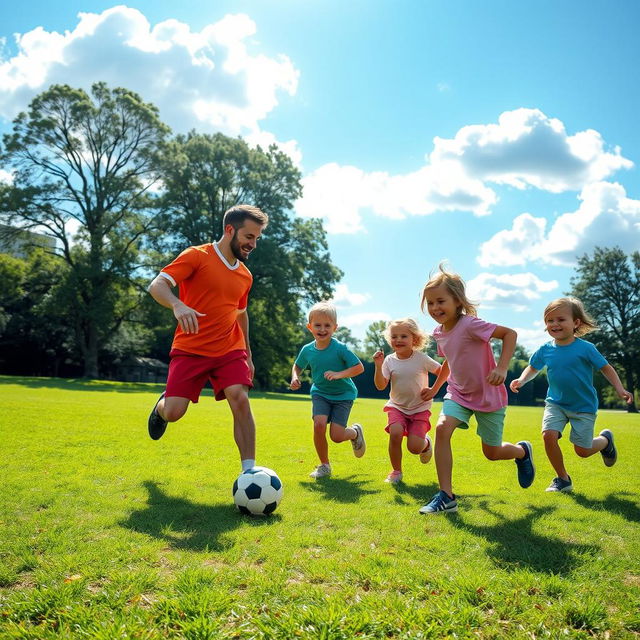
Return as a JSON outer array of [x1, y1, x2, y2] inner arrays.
[[299, 475, 380, 503], [120, 480, 280, 551], [389, 481, 442, 505], [449, 500, 599, 574], [567, 491, 640, 523]]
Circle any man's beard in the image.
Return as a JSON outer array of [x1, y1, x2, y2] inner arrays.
[[230, 231, 248, 262]]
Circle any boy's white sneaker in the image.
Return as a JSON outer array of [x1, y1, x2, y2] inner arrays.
[[351, 423, 366, 457], [309, 463, 332, 479], [419, 435, 433, 464]]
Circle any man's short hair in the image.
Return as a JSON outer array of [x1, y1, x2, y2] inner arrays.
[[222, 205, 269, 231]]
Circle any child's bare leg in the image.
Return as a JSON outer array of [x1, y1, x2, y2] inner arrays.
[[481, 441, 526, 461], [435, 416, 460, 497], [158, 396, 190, 422], [407, 434, 427, 455], [574, 433, 608, 458], [313, 416, 330, 465], [328, 422, 356, 443], [543, 430, 569, 478], [388, 423, 404, 471]]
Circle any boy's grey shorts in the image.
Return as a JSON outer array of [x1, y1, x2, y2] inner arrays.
[[311, 395, 354, 426], [542, 402, 596, 448]]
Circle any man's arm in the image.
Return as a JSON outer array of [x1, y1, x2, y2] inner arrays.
[[237, 309, 254, 379], [148, 275, 205, 334]]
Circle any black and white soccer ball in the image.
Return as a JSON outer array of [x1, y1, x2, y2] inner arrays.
[[232, 466, 283, 516]]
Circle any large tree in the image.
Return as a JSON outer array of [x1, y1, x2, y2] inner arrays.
[[154, 132, 342, 388], [570, 247, 639, 412], [0, 83, 170, 377]]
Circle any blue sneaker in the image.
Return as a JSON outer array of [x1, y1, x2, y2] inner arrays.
[[148, 392, 168, 440], [419, 490, 458, 514], [599, 429, 617, 467], [546, 476, 573, 493], [515, 441, 535, 488]]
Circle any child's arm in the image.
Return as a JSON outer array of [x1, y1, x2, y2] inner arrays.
[[599, 364, 633, 404], [290, 363, 303, 390], [421, 360, 449, 401], [488, 325, 517, 386], [510, 365, 539, 393], [324, 362, 365, 381], [373, 350, 388, 390]]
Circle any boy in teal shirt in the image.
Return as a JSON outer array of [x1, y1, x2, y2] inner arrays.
[[290, 301, 366, 478]]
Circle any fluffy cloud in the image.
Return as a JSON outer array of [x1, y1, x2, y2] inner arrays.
[[0, 7, 298, 143], [295, 108, 631, 234], [330, 283, 371, 308], [479, 181, 640, 267], [513, 324, 550, 353], [432, 108, 632, 192], [466, 272, 558, 312], [339, 311, 392, 334]]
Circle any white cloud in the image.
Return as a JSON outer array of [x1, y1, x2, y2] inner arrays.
[[466, 272, 558, 312], [339, 311, 392, 333], [0, 7, 299, 147], [330, 283, 371, 308], [0, 168, 13, 185], [479, 181, 640, 267], [432, 108, 632, 192], [295, 108, 631, 234]]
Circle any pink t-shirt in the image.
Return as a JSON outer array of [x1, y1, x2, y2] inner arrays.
[[382, 350, 441, 414], [433, 315, 507, 412]]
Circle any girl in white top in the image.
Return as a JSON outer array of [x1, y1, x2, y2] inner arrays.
[[373, 318, 442, 484]]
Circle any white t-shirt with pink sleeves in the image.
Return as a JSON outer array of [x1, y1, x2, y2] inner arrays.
[[382, 350, 441, 414], [432, 314, 507, 413]]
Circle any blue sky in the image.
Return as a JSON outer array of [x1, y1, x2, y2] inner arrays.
[[1, 1, 639, 350]]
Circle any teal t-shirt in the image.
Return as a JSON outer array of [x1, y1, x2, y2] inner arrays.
[[530, 338, 608, 413], [294, 338, 361, 401]]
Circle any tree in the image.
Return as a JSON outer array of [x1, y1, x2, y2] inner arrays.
[[0, 83, 170, 377], [334, 326, 361, 351], [360, 320, 390, 361], [155, 132, 342, 388], [570, 247, 639, 412]]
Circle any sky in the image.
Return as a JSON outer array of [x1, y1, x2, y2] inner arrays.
[[1, 0, 639, 351]]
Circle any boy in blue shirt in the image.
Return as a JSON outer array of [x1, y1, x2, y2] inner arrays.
[[511, 297, 632, 492], [290, 301, 366, 478]]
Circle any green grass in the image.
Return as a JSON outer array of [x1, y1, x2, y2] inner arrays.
[[0, 375, 639, 639]]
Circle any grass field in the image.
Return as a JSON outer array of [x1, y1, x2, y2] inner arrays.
[[1, 375, 639, 639]]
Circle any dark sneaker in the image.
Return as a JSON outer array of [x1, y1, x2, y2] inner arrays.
[[599, 429, 617, 466], [546, 476, 573, 493], [419, 490, 458, 514], [148, 392, 168, 440], [351, 423, 366, 458], [515, 441, 535, 488]]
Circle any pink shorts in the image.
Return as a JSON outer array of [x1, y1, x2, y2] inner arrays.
[[384, 407, 432, 438], [166, 349, 252, 402]]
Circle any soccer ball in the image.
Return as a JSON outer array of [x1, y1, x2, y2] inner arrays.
[[232, 466, 283, 516]]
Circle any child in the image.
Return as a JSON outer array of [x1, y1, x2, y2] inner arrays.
[[510, 297, 632, 493], [290, 301, 366, 478], [373, 318, 442, 484], [418, 264, 535, 514]]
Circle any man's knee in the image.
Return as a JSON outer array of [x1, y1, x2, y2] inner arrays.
[[162, 397, 189, 422], [225, 385, 250, 413]]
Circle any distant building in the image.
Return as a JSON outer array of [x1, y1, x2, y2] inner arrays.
[[0, 224, 57, 259], [116, 356, 169, 383]]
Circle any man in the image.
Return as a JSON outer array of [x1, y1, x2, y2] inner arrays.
[[147, 204, 268, 472]]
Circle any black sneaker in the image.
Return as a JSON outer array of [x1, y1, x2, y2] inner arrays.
[[599, 429, 617, 467], [546, 476, 573, 493], [515, 441, 535, 488], [148, 392, 168, 440]]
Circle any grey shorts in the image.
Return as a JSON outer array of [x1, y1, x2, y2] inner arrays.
[[542, 402, 596, 448], [311, 395, 354, 427]]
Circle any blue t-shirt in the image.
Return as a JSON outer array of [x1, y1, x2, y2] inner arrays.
[[529, 338, 608, 413], [294, 338, 361, 401]]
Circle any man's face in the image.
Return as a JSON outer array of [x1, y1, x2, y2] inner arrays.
[[229, 220, 264, 262]]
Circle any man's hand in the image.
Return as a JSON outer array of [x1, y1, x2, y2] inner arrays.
[[172, 301, 206, 334]]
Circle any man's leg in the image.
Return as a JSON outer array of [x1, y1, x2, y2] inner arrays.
[[224, 384, 256, 463]]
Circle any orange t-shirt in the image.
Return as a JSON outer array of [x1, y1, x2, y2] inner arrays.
[[160, 243, 253, 357]]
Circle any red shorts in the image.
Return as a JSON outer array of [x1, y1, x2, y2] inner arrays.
[[384, 407, 432, 439], [166, 349, 252, 402]]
